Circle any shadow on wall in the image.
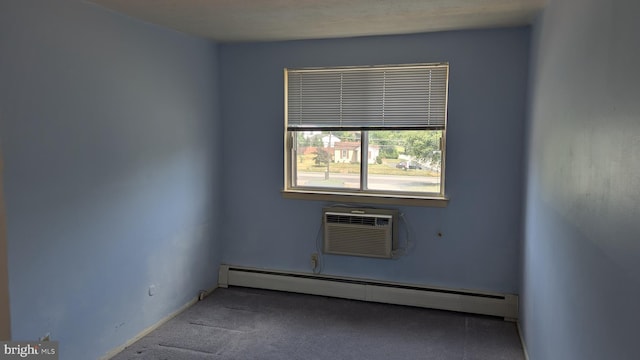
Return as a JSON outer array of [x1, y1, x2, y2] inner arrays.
[[0, 147, 11, 340]]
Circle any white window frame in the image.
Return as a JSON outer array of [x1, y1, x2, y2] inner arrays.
[[282, 63, 450, 207]]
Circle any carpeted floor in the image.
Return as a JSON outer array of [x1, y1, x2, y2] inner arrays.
[[111, 287, 525, 360]]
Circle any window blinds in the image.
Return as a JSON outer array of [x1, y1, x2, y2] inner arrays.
[[286, 64, 448, 130]]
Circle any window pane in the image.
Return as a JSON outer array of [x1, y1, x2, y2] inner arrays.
[[294, 131, 361, 189], [367, 130, 442, 194]]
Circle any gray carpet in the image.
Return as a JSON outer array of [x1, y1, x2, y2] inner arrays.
[[112, 287, 525, 360]]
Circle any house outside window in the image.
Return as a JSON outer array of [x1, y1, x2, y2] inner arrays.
[[284, 63, 449, 204]]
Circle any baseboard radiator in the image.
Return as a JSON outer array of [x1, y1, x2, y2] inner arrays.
[[218, 265, 518, 320]]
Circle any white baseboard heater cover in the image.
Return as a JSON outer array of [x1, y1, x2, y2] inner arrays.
[[219, 265, 518, 320]]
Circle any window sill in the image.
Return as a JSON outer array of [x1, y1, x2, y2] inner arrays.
[[281, 189, 449, 207]]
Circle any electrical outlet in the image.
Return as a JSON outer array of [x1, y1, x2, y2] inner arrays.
[[310, 253, 319, 271], [148, 285, 156, 296]]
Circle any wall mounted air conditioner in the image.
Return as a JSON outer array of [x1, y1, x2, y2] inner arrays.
[[323, 207, 399, 258]]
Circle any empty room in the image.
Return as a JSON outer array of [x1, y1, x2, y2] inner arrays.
[[1, 0, 638, 359]]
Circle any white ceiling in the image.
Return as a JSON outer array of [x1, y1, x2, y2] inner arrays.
[[86, 0, 546, 43]]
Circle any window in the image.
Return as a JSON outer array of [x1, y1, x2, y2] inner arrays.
[[284, 63, 449, 204]]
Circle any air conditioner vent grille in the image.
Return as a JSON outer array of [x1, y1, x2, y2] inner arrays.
[[326, 214, 378, 226], [325, 226, 390, 257], [323, 207, 399, 258]]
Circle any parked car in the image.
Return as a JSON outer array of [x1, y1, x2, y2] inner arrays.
[[395, 161, 422, 170]]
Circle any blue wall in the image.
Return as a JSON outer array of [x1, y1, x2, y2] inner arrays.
[[522, 0, 640, 358], [219, 28, 530, 293], [0, 0, 222, 358]]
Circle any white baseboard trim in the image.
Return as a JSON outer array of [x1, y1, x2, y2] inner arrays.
[[219, 265, 518, 320], [101, 286, 217, 360], [517, 321, 530, 360]]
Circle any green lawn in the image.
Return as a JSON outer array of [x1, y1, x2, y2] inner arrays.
[[296, 155, 440, 177]]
